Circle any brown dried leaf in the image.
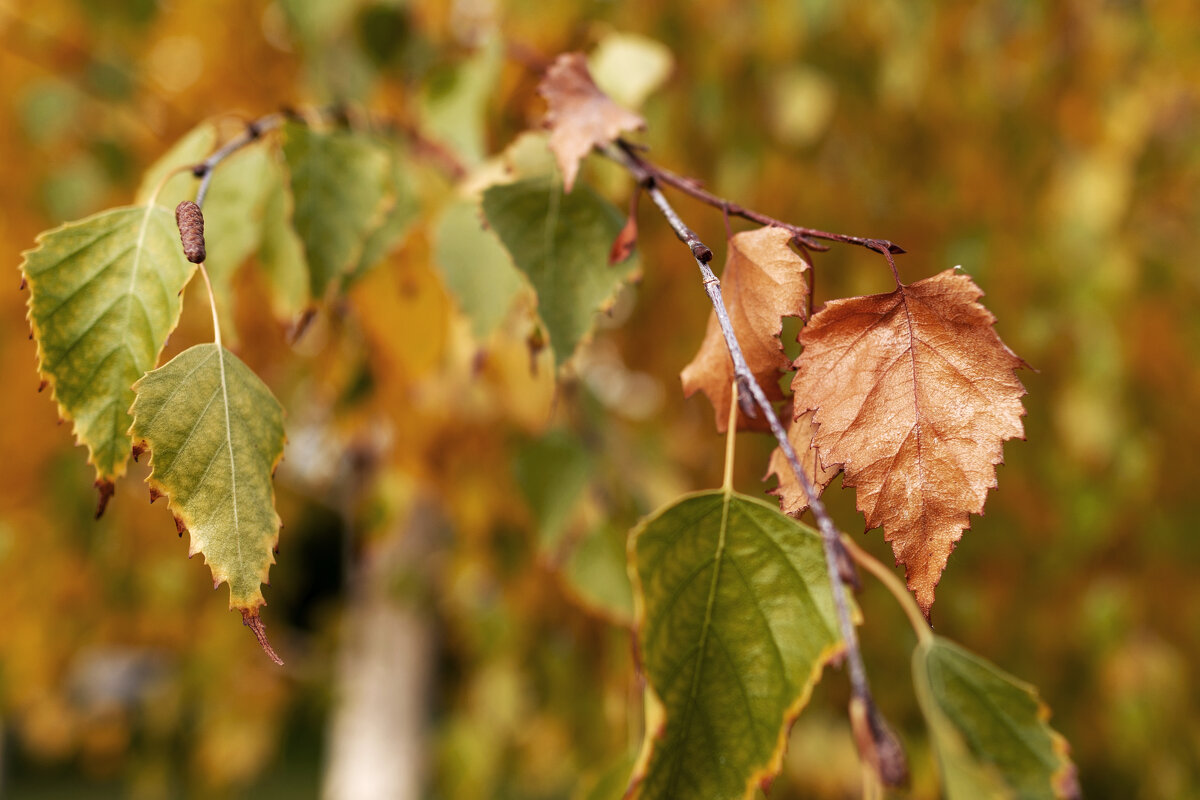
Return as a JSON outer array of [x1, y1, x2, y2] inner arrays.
[[681, 227, 810, 432], [766, 409, 840, 515], [539, 52, 645, 192], [791, 270, 1026, 615]]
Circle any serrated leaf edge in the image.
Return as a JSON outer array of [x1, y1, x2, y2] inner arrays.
[[127, 345, 285, 612], [19, 204, 195, 487]]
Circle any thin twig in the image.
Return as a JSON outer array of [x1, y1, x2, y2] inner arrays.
[[615, 138, 906, 259], [194, 113, 285, 208], [605, 142, 875, 712]]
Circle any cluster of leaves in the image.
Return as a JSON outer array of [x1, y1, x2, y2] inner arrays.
[[530, 55, 1076, 797], [18, 113, 420, 661], [16, 26, 1080, 799]]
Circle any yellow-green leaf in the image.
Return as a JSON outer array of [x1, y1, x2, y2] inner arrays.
[[914, 636, 1080, 799], [20, 205, 196, 490], [432, 199, 525, 341], [129, 343, 286, 660], [629, 491, 844, 800]]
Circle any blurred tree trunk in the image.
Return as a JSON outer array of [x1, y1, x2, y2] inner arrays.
[[321, 497, 439, 800]]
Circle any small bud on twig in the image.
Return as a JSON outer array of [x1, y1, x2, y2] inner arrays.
[[175, 201, 207, 263]]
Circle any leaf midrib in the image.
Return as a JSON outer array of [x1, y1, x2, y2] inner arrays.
[[663, 487, 732, 798], [214, 345, 245, 579]]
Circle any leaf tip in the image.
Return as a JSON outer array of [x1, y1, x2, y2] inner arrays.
[[173, 514, 187, 538], [93, 479, 115, 519], [849, 695, 909, 788], [287, 307, 318, 345], [608, 214, 638, 265], [131, 442, 146, 462], [241, 608, 284, 666]]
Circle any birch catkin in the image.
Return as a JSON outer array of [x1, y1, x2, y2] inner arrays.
[[175, 201, 206, 263]]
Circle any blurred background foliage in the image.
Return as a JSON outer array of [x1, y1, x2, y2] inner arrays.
[[1, 0, 1197, 797]]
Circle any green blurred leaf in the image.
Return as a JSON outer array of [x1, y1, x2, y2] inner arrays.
[[20, 205, 196, 484], [433, 199, 525, 340], [514, 431, 594, 551], [564, 523, 633, 623], [420, 37, 501, 166], [129, 343, 285, 615], [258, 157, 311, 319], [575, 750, 639, 800], [343, 143, 421, 286], [482, 177, 638, 368], [282, 121, 390, 298], [914, 636, 1079, 800], [629, 491, 843, 800]]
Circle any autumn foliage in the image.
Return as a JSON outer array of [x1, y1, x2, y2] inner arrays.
[[2, 3, 1196, 799]]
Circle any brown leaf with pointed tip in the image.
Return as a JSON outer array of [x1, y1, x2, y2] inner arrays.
[[609, 213, 638, 265], [766, 409, 840, 515], [538, 52, 645, 192], [681, 227, 810, 432], [791, 270, 1026, 615], [93, 479, 115, 519]]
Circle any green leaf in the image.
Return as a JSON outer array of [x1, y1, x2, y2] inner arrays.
[[482, 177, 639, 368], [282, 121, 390, 298], [432, 199, 525, 341], [343, 144, 421, 287], [629, 491, 844, 800], [258, 159, 311, 319], [20, 205, 196, 488], [913, 636, 1079, 800], [129, 344, 285, 626], [419, 36, 501, 166], [514, 430, 594, 551]]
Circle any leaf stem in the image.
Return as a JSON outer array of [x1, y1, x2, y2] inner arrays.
[[840, 534, 933, 645], [197, 263, 222, 350], [722, 380, 738, 491], [606, 141, 875, 713]]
